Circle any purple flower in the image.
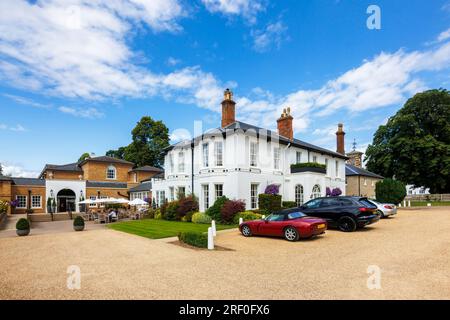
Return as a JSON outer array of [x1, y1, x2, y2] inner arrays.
[[264, 184, 279, 195], [331, 188, 342, 196], [144, 197, 151, 204], [9, 199, 19, 207], [326, 187, 332, 197]]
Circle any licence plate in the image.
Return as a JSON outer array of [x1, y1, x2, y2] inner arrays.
[[317, 224, 326, 229]]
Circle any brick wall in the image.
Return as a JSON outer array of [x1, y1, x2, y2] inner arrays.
[[11, 185, 46, 214], [45, 170, 82, 180], [346, 176, 382, 198], [0, 180, 12, 214], [81, 161, 133, 182]]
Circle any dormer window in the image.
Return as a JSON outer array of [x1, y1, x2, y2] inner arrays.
[[106, 165, 116, 180]]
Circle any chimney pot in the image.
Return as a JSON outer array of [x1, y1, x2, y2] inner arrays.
[[221, 89, 236, 128], [277, 107, 294, 140]]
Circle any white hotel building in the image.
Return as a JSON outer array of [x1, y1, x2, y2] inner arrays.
[[152, 89, 348, 212]]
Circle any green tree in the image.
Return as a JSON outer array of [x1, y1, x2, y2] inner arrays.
[[375, 179, 406, 204], [78, 152, 91, 162], [106, 116, 170, 168], [0, 163, 3, 175], [365, 89, 450, 193]]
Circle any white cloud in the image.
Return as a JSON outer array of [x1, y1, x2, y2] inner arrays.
[[167, 57, 181, 66], [58, 106, 104, 119], [251, 20, 288, 52], [3, 93, 51, 109], [0, 123, 26, 132], [0, 163, 39, 178], [437, 28, 450, 43], [201, 0, 265, 23], [170, 128, 192, 142]]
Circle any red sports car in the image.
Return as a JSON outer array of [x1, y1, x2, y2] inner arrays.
[[239, 211, 327, 241]]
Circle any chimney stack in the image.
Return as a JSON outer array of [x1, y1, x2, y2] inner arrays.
[[277, 107, 294, 140], [221, 88, 236, 128], [336, 123, 345, 155]]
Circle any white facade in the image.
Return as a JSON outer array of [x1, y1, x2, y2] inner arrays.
[[153, 128, 346, 212], [45, 179, 86, 213], [406, 185, 430, 195]]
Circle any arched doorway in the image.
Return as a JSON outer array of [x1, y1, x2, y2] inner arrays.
[[311, 185, 321, 199], [57, 189, 76, 212]]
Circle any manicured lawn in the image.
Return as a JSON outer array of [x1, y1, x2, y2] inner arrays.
[[411, 201, 450, 207], [107, 219, 237, 239]]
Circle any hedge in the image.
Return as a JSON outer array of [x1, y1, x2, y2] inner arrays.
[[282, 201, 297, 208], [291, 162, 327, 170], [178, 232, 208, 248], [375, 178, 406, 204], [191, 212, 212, 224], [233, 211, 263, 224], [258, 194, 282, 213]]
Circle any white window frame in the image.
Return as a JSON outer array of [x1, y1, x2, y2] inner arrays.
[[214, 141, 223, 167], [296, 151, 302, 164], [250, 142, 258, 167], [202, 143, 209, 168], [273, 147, 280, 170], [178, 186, 185, 198], [31, 195, 42, 209], [178, 151, 185, 173], [295, 185, 304, 206], [202, 184, 210, 210], [16, 195, 27, 209], [312, 155, 317, 163], [106, 165, 116, 180], [169, 187, 175, 201], [169, 154, 174, 173], [250, 183, 259, 209], [214, 184, 223, 201], [100, 196, 108, 207]]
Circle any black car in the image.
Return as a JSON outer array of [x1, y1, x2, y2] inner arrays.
[[282, 196, 380, 232]]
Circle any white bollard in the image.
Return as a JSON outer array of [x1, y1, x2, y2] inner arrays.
[[262, 215, 266, 219], [239, 217, 243, 225], [408, 200, 411, 207], [211, 220, 217, 237], [207, 227, 214, 250], [427, 203, 431, 207], [403, 200, 406, 207]]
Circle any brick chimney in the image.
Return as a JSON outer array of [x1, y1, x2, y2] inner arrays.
[[277, 107, 294, 140], [221, 88, 236, 128], [336, 123, 345, 154]]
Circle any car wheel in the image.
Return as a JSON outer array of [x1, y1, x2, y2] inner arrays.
[[338, 216, 357, 232], [377, 210, 384, 218], [241, 225, 252, 237], [284, 227, 300, 241]]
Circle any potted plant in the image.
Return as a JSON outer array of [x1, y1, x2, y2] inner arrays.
[[16, 218, 30, 236], [73, 216, 85, 231], [9, 199, 19, 214], [47, 197, 54, 213], [51, 198, 57, 213]]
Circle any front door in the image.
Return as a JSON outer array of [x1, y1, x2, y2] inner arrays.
[[58, 198, 67, 212]]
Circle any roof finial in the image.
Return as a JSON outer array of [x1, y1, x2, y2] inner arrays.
[[352, 138, 357, 151], [224, 88, 233, 101]]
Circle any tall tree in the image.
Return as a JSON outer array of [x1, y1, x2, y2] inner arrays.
[[0, 162, 3, 175], [78, 152, 91, 162], [106, 116, 170, 168], [365, 89, 450, 193]]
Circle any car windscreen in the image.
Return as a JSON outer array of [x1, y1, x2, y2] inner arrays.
[[266, 214, 285, 221], [287, 212, 307, 220], [359, 199, 377, 208]]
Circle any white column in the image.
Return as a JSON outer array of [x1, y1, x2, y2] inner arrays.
[[211, 220, 217, 237], [239, 217, 243, 225], [207, 227, 214, 250]]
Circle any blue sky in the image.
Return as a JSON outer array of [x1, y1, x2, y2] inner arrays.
[[1, 0, 450, 177]]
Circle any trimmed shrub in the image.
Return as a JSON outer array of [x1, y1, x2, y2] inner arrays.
[[191, 212, 212, 224], [264, 184, 279, 195], [258, 194, 282, 213], [154, 209, 162, 220], [291, 162, 327, 170], [178, 232, 208, 248], [73, 216, 85, 227], [233, 211, 263, 224], [282, 201, 297, 209], [16, 218, 30, 230], [143, 208, 156, 219], [205, 196, 229, 221], [252, 208, 270, 216], [183, 211, 194, 222], [176, 195, 199, 220], [220, 200, 246, 224], [375, 178, 406, 204], [164, 201, 179, 221], [0, 199, 8, 214]]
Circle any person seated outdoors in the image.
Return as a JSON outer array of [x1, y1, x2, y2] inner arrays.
[[108, 209, 117, 222]]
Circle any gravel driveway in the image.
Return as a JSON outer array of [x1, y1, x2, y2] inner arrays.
[[1, 207, 449, 300]]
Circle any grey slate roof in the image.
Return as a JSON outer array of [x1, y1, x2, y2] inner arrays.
[[11, 177, 45, 186], [130, 165, 163, 173], [129, 181, 152, 192], [0, 175, 12, 181], [86, 181, 128, 189], [165, 121, 348, 159], [345, 164, 384, 179], [79, 156, 134, 166]]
